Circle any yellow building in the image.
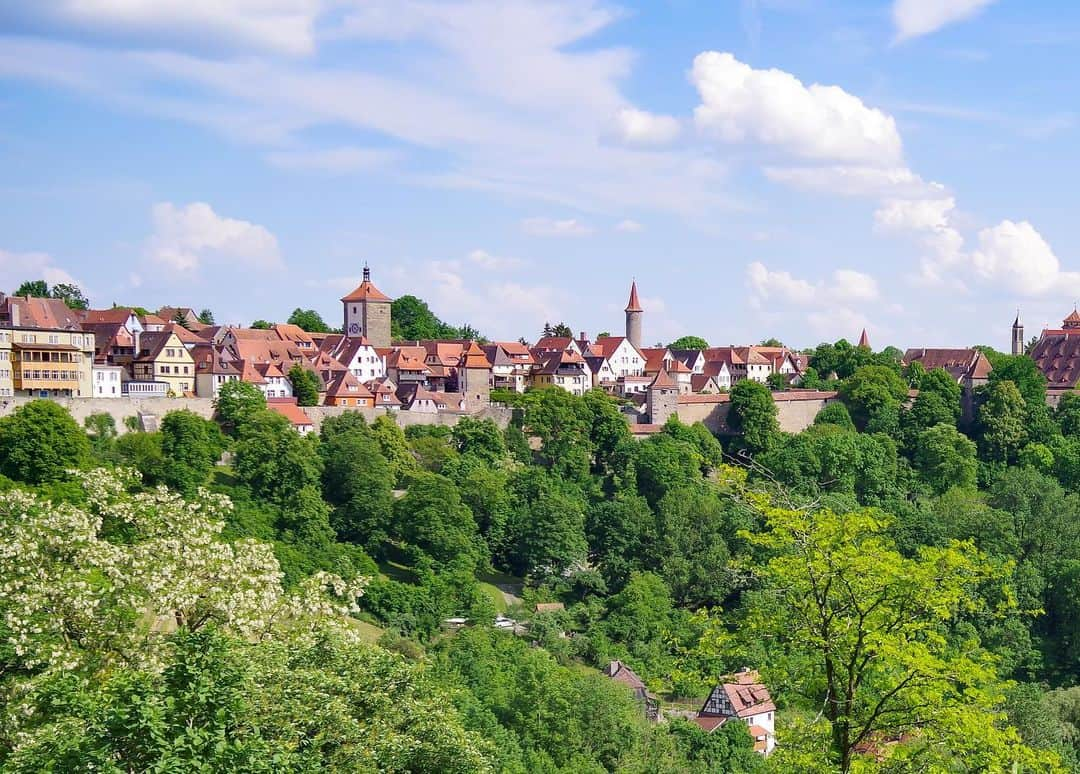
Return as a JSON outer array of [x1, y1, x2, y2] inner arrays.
[[0, 327, 96, 398], [132, 327, 196, 397]]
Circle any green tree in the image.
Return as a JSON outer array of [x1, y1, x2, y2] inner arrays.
[[765, 371, 787, 391], [288, 364, 321, 407], [115, 431, 167, 485], [171, 308, 192, 330], [391, 295, 460, 341], [914, 423, 978, 493], [320, 418, 394, 550], [550, 322, 573, 338], [370, 414, 418, 484], [988, 353, 1047, 408], [728, 379, 778, 454], [979, 380, 1029, 463], [233, 410, 322, 504], [742, 500, 1056, 772], [197, 308, 215, 325], [451, 417, 506, 465], [813, 401, 855, 431], [669, 336, 709, 351], [0, 400, 89, 484], [159, 410, 224, 494], [838, 364, 908, 431], [286, 307, 332, 333], [83, 412, 118, 457], [157, 408, 223, 492], [507, 470, 588, 580], [1057, 392, 1080, 437], [49, 282, 89, 310], [13, 279, 48, 298], [250, 319, 272, 329], [213, 380, 267, 434], [394, 472, 480, 567]]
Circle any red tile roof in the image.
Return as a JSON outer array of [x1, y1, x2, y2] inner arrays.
[[267, 399, 313, 428], [341, 269, 391, 302], [625, 280, 643, 313]]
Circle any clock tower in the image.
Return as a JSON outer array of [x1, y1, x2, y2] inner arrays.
[[341, 265, 392, 347]]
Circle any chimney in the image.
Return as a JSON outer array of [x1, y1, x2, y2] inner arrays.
[[580, 331, 587, 341]]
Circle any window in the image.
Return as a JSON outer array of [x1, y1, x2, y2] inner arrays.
[[48, 335, 59, 344]]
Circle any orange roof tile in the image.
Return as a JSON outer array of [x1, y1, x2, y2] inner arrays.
[[625, 280, 643, 313], [341, 267, 391, 303]]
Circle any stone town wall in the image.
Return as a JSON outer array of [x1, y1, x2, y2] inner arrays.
[[0, 396, 512, 434], [671, 393, 838, 435]]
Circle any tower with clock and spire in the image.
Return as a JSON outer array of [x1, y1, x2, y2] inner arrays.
[[341, 265, 393, 348]]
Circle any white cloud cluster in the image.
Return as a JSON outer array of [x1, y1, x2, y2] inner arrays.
[[611, 108, 680, 146], [0, 248, 81, 292], [691, 51, 903, 165], [615, 219, 643, 233], [146, 202, 283, 274], [746, 261, 879, 337], [521, 217, 593, 237], [971, 220, 1080, 296], [893, 0, 997, 43]]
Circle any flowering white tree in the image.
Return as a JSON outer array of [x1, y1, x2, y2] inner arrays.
[[0, 468, 367, 675]]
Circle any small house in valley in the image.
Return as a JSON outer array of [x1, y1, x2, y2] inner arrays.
[[693, 669, 776, 756]]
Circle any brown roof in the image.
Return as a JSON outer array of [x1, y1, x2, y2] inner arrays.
[[649, 369, 678, 389], [325, 369, 373, 399], [678, 393, 731, 404], [604, 660, 647, 692], [858, 328, 871, 348], [691, 374, 720, 393], [534, 602, 565, 614], [640, 347, 671, 374], [902, 348, 991, 382], [7, 296, 84, 330], [534, 336, 575, 352], [82, 308, 136, 325], [341, 267, 391, 303], [462, 340, 492, 369], [692, 716, 728, 732], [699, 671, 776, 721], [625, 280, 643, 313], [1030, 334, 1080, 387], [267, 398, 313, 427]]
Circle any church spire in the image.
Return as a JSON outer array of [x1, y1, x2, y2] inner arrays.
[[625, 280, 643, 313], [1012, 309, 1025, 355], [857, 328, 870, 349]]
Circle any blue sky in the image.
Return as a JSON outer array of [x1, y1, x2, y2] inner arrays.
[[1, 0, 1078, 350]]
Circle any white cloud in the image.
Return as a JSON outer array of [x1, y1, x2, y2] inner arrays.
[[746, 261, 879, 337], [691, 51, 903, 165], [145, 202, 283, 274], [467, 248, 524, 270], [874, 197, 966, 284], [2, 0, 322, 56], [747, 261, 878, 305], [265, 146, 398, 174], [763, 165, 937, 198], [615, 219, 643, 232], [971, 220, 1080, 296], [0, 248, 81, 292], [611, 107, 680, 146], [521, 217, 593, 237], [893, 0, 997, 43]]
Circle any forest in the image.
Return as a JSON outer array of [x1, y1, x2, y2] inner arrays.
[[1, 337, 1079, 772]]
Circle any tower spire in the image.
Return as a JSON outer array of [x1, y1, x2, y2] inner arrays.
[[625, 279, 643, 313]]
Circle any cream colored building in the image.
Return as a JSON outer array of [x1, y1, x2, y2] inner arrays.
[[0, 327, 96, 398], [132, 327, 196, 396]]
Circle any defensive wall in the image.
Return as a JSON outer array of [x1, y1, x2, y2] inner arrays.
[[0, 396, 513, 434], [0, 391, 836, 438], [669, 390, 839, 435]]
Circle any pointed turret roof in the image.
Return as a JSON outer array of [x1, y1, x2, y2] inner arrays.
[[341, 265, 392, 303], [649, 368, 677, 389], [625, 280, 643, 313], [858, 328, 870, 349], [1014, 309, 1022, 328], [1065, 309, 1080, 329]]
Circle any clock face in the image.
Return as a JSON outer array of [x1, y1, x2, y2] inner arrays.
[[348, 322, 360, 335]]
